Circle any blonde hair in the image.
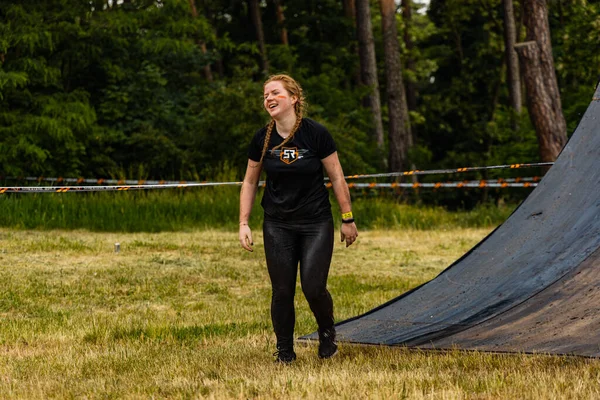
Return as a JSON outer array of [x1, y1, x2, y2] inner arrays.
[[259, 74, 307, 164]]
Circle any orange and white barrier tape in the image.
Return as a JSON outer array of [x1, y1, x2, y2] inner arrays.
[[0, 182, 241, 194], [339, 162, 552, 181], [1, 176, 208, 186], [0, 161, 550, 193], [332, 177, 541, 189], [0, 178, 540, 194], [1, 161, 552, 187]]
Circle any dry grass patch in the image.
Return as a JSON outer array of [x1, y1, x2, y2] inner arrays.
[[0, 228, 599, 399]]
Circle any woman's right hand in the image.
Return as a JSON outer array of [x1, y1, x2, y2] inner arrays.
[[239, 224, 254, 252]]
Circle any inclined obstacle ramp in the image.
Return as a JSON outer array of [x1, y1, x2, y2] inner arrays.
[[303, 82, 600, 357]]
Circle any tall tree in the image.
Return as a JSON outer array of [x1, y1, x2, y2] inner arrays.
[[515, 0, 567, 162], [502, 0, 522, 118], [355, 0, 385, 157], [248, 0, 269, 75], [342, 0, 356, 19], [400, 0, 419, 184], [272, 0, 288, 45], [379, 0, 412, 171], [188, 0, 213, 81], [401, 0, 417, 113], [341, 0, 361, 87]]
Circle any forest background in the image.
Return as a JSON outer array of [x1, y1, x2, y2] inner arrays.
[[1, 0, 599, 209]]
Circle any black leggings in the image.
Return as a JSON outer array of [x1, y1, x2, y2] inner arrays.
[[263, 218, 335, 349]]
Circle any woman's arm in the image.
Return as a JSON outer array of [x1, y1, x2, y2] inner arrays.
[[239, 159, 262, 252], [322, 152, 358, 247]]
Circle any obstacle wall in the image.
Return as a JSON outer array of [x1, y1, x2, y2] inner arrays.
[[304, 82, 600, 357]]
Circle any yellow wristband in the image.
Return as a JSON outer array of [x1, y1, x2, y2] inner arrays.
[[342, 211, 353, 220]]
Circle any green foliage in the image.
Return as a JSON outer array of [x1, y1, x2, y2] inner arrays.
[[421, 0, 509, 166], [0, 1, 96, 176], [0, 0, 598, 207], [549, 0, 600, 135], [187, 78, 266, 175]]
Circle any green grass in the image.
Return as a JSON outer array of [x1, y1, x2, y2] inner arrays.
[[0, 188, 516, 231], [1, 228, 599, 399]]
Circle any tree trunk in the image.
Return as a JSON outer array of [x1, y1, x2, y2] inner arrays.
[[248, 0, 269, 75], [273, 0, 288, 46], [342, 0, 361, 88], [401, 0, 417, 113], [199, 0, 225, 77], [355, 0, 385, 157], [503, 0, 522, 119], [342, 0, 356, 19], [516, 0, 567, 162], [515, 41, 566, 162], [188, 0, 213, 82], [401, 0, 418, 174], [380, 0, 412, 172]]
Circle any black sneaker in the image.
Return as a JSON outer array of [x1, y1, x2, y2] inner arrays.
[[318, 328, 338, 359], [273, 347, 296, 364]]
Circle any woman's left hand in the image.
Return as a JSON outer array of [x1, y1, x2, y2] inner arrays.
[[340, 222, 358, 248]]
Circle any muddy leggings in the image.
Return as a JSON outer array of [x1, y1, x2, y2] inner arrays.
[[263, 218, 335, 349]]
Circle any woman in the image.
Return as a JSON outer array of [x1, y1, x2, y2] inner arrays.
[[239, 74, 358, 363]]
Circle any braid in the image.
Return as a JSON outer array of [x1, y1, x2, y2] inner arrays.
[[259, 119, 276, 164], [272, 111, 303, 151]]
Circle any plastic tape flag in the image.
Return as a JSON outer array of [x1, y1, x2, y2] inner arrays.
[[1, 161, 553, 187], [0, 178, 539, 194]]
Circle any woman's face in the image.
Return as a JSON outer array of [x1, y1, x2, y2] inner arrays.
[[263, 80, 297, 119]]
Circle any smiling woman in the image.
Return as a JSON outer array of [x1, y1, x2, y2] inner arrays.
[[238, 74, 359, 363], [258, 76, 307, 158]]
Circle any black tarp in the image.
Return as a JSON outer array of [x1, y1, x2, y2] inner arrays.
[[302, 82, 600, 357]]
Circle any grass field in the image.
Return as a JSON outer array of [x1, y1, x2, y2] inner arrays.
[[0, 188, 516, 231], [1, 227, 599, 399]]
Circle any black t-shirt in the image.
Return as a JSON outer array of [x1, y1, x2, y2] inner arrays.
[[248, 118, 337, 222]]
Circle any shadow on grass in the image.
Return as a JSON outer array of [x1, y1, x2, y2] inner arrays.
[[83, 321, 270, 344]]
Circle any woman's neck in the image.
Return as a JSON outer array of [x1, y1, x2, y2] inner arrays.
[[274, 113, 298, 138]]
